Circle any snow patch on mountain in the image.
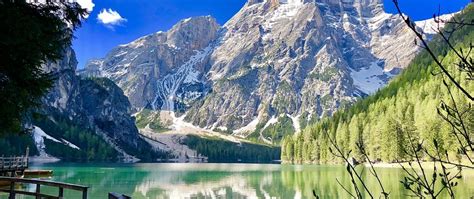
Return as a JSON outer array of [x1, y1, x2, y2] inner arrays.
[[33, 126, 80, 151], [262, 116, 278, 131], [272, 1, 303, 19], [367, 12, 392, 30], [415, 12, 459, 35], [122, 37, 146, 48], [151, 46, 212, 110], [32, 126, 78, 161], [350, 62, 392, 95], [165, 111, 242, 143], [261, 0, 304, 32], [287, 114, 301, 133], [233, 117, 260, 137]]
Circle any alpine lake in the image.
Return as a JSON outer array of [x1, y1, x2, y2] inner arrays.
[[2, 163, 474, 199]]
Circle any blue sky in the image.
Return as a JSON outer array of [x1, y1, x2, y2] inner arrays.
[[73, 0, 471, 69]]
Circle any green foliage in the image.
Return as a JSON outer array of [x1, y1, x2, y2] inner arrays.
[[0, 1, 86, 135], [320, 95, 333, 107], [183, 135, 281, 163], [35, 117, 119, 162], [273, 81, 297, 113], [299, 112, 319, 130], [0, 134, 38, 156], [261, 115, 295, 145], [282, 6, 474, 164], [309, 67, 339, 82], [135, 109, 169, 132], [88, 77, 115, 86]]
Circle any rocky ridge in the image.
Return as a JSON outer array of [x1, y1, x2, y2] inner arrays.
[[34, 47, 168, 161]]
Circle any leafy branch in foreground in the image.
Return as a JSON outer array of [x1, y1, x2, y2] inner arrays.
[[392, 0, 474, 101], [0, 0, 87, 135]]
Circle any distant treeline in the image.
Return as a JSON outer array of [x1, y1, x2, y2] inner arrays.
[[183, 135, 281, 163]]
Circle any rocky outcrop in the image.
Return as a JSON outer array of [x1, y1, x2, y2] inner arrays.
[[186, 0, 422, 133], [39, 48, 167, 161], [80, 16, 219, 112]]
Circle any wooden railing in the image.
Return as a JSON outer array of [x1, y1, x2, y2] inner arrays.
[[1, 148, 29, 174], [0, 156, 28, 172], [0, 177, 88, 199]]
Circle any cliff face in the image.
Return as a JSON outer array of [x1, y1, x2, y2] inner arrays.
[[79, 0, 444, 144], [80, 16, 220, 112], [184, 0, 419, 133], [37, 48, 167, 161]]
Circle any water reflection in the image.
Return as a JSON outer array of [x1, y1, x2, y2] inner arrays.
[[20, 163, 474, 199]]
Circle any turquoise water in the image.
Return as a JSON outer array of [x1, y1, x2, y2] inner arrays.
[[2, 163, 474, 198]]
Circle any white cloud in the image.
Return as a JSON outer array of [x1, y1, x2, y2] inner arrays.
[[97, 8, 127, 30], [76, 0, 95, 13]]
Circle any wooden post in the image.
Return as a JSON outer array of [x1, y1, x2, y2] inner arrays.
[[35, 184, 41, 199], [20, 156, 23, 168], [9, 181, 15, 199], [59, 187, 64, 199], [0, 177, 89, 199], [25, 147, 29, 168], [83, 187, 88, 199]]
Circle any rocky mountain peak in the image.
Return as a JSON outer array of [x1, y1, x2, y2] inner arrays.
[[246, 0, 383, 8], [167, 16, 220, 50], [80, 15, 221, 110]]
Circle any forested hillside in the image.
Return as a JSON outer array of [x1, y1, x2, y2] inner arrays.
[[183, 135, 280, 163], [282, 5, 474, 164]]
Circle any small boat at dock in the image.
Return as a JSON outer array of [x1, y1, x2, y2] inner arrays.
[[24, 169, 53, 177]]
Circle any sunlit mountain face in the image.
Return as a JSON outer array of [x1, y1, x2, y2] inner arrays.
[[78, 0, 452, 157]]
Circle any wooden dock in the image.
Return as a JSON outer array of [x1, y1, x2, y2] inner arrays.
[[0, 149, 29, 177], [1, 148, 127, 198], [0, 176, 88, 199]]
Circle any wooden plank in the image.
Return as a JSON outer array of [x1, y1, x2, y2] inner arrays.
[[83, 188, 88, 199], [59, 187, 64, 199], [8, 181, 14, 199], [35, 184, 41, 199], [0, 156, 28, 173], [0, 177, 88, 192], [0, 177, 88, 199], [0, 188, 60, 199]]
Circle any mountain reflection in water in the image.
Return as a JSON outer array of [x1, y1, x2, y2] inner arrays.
[[14, 163, 474, 199]]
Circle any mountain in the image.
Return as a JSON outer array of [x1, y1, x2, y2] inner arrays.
[[281, 5, 474, 164], [2, 48, 169, 162], [79, 0, 448, 147]]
